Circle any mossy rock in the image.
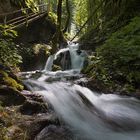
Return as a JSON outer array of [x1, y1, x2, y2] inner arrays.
[[3, 76, 23, 91], [52, 65, 62, 71], [0, 70, 23, 91]]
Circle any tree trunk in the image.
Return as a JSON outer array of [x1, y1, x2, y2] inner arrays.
[[63, 0, 71, 33], [51, 0, 63, 54]]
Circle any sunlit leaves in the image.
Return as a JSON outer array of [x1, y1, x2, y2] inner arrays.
[[10, 0, 38, 12], [0, 25, 18, 38]]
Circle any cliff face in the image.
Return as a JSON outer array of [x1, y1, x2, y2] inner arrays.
[[15, 15, 56, 44]]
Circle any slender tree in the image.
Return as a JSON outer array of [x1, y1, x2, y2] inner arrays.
[[51, 0, 63, 54], [63, 0, 71, 33]]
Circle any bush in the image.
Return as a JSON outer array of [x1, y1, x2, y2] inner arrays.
[[0, 39, 22, 67], [84, 17, 140, 92], [96, 17, 140, 90]]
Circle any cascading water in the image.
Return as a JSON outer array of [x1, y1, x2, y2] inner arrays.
[[44, 43, 86, 71], [44, 55, 54, 71], [23, 43, 140, 140], [68, 43, 86, 69]]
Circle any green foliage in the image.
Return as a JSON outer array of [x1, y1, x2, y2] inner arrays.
[[83, 17, 140, 92], [0, 25, 18, 38], [10, 0, 38, 12], [48, 12, 57, 24], [73, 0, 88, 34], [0, 39, 22, 67], [96, 17, 140, 91]]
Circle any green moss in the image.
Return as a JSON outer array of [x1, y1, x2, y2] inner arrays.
[[0, 70, 23, 91], [3, 77, 23, 91], [52, 64, 62, 71], [33, 44, 51, 55]]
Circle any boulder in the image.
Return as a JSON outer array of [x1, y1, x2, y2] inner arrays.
[[35, 125, 73, 140], [17, 113, 59, 139], [21, 90, 44, 103], [28, 114, 59, 139], [52, 64, 62, 71], [0, 86, 26, 106], [19, 99, 47, 115]]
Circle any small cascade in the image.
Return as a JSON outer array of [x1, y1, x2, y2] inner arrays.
[[54, 47, 71, 70], [68, 43, 86, 69], [44, 43, 86, 71], [44, 55, 54, 71]]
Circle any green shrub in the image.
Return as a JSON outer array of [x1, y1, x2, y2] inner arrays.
[[0, 25, 18, 38], [0, 39, 22, 67], [10, 0, 38, 12], [95, 16, 140, 90]]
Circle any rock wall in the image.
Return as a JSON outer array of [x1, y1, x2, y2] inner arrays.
[[15, 14, 56, 44]]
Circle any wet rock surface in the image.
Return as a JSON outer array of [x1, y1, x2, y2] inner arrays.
[[35, 125, 74, 140], [19, 99, 47, 115], [17, 113, 60, 140], [0, 87, 63, 140], [29, 114, 59, 139]]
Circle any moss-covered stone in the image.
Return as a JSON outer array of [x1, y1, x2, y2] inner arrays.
[[3, 77, 23, 91], [52, 64, 62, 71], [0, 70, 23, 91]]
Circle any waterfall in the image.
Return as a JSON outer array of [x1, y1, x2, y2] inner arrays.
[[44, 43, 86, 71], [44, 55, 54, 71], [68, 43, 86, 69], [23, 42, 140, 140]]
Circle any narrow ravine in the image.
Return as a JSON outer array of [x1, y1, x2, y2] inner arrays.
[[23, 43, 140, 140]]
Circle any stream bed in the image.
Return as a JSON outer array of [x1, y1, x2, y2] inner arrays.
[[22, 43, 140, 140]]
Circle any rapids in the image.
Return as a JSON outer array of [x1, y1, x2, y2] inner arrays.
[[23, 43, 140, 140]]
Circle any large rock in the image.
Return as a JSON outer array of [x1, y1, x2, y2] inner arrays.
[[28, 114, 59, 139], [15, 15, 56, 44], [17, 113, 59, 139], [19, 99, 47, 115], [21, 90, 44, 102], [0, 86, 26, 106]]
